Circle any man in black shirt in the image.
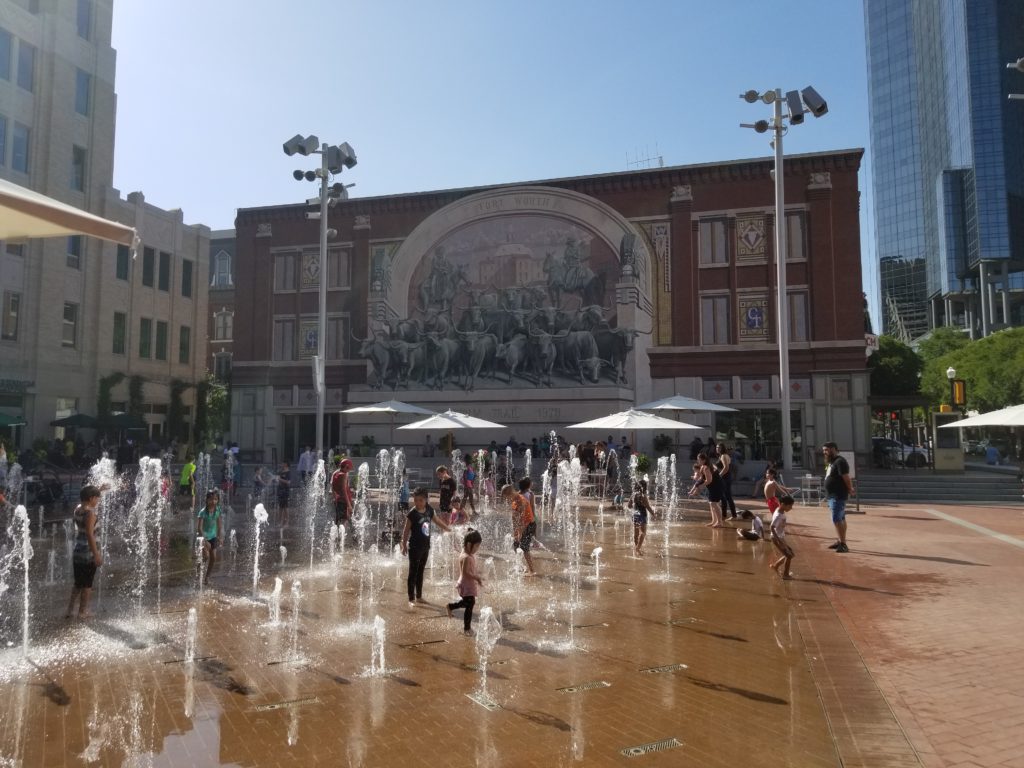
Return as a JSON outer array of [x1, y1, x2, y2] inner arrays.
[[822, 441, 854, 553]]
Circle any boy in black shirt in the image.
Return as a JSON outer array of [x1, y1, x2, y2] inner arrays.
[[435, 465, 457, 524], [401, 487, 451, 605]]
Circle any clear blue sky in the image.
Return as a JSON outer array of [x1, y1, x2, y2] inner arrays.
[[111, 0, 879, 325]]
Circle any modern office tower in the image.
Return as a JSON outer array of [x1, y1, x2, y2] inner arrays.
[[865, 0, 1024, 341], [0, 0, 208, 446]]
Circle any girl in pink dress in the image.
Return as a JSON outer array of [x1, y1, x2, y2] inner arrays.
[[446, 530, 484, 636]]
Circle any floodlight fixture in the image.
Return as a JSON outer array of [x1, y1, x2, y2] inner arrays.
[[800, 86, 828, 117], [283, 134, 320, 156], [785, 90, 805, 124], [1008, 57, 1024, 73], [741, 89, 760, 103]]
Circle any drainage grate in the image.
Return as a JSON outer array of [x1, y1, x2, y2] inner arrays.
[[466, 692, 499, 711], [163, 656, 214, 665], [640, 663, 689, 674], [398, 639, 448, 648], [557, 680, 611, 693], [572, 622, 609, 629], [620, 738, 682, 757], [252, 696, 320, 712]]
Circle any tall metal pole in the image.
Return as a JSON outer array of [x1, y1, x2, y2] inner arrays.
[[316, 143, 329, 460], [773, 90, 793, 473]]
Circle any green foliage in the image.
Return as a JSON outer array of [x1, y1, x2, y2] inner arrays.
[[128, 375, 145, 419], [203, 375, 229, 444], [917, 327, 970, 362], [920, 327, 1024, 411], [868, 335, 922, 396], [635, 453, 650, 474], [194, 380, 209, 448], [32, 437, 49, 460], [97, 372, 125, 419], [168, 380, 191, 443]]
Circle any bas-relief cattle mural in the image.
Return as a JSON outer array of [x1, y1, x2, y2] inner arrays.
[[356, 215, 641, 392]]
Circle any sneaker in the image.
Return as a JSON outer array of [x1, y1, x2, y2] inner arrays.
[[828, 541, 842, 550], [835, 543, 849, 553]]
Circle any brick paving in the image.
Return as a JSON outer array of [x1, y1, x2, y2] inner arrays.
[[0, 497, 1020, 767]]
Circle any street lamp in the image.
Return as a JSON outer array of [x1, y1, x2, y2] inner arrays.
[[284, 134, 357, 461], [740, 86, 828, 473]]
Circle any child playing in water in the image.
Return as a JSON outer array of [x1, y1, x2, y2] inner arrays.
[[449, 496, 468, 525], [631, 479, 655, 556], [736, 510, 765, 542], [67, 485, 103, 620], [763, 468, 791, 516], [446, 529, 484, 636], [769, 495, 795, 579]]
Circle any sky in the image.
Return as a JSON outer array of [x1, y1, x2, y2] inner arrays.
[[110, 0, 879, 325]]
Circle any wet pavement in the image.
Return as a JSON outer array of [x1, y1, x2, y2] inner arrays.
[[1, 498, 1022, 767]]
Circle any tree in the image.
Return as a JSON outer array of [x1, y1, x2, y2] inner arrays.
[[868, 335, 923, 396], [921, 328, 1024, 411], [917, 326, 970, 363]]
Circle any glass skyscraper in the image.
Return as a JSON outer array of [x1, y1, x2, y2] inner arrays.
[[865, 0, 1024, 340]]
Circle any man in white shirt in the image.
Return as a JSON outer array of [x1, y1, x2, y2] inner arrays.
[[297, 445, 315, 481]]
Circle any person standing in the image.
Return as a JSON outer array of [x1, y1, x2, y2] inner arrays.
[[716, 443, 738, 519], [436, 465, 457, 524], [297, 445, 315, 482], [276, 461, 292, 527], [330, 458, 354, 528], [631, 479, 655, 557], [769, 495, 796, 578], [196, 490, 222, 581], [822, 441, 854, 553], [401, 487, 452, 605], [178, 454, 196, 512], [66, 485, 103, 620], [689, 452, 725, 528], [461, 462, 477, 517]]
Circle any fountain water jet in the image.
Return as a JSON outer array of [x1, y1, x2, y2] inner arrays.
[[469, 606, 503, 708], [269, 577, 283, 624], [369, 615, 386, 676], [289, 581, 302, 662], [252, 504, 269, 596], [185, 607, 197, 664]]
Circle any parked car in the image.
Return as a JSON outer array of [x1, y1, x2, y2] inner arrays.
[[872, 437, 929, 468]]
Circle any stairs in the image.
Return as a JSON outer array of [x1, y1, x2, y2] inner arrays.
[[854, 470, 1023, 505]]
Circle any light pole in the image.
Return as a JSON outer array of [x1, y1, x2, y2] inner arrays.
[[283, 135, 357, 461], [740, 86, 828, 473]]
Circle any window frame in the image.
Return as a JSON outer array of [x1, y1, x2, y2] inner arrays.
[[214, 310, 233, 341], [158, 251, 170, 292], [71, 145, 87, 192], [0, 27, 11, 82], [699, 218, 729, 266], [112, 311, 127, 355], [178, 326, 191, 365], [142, 247, 155, 287], [76, 0, 92, 40], [116, 244, 130, 280], [11, 122, 28, 174], [155, 320, 168, 360], [139, 317, 152, 358], [75, 68, 91, 116], [0, 115, 7, 167], [67, 236, 82, 269], [272, 317, 295, 361], [2, 290, 20, 341], [273, 252, 297, 292], [700, 293, 731, 346], [62, 302, 78, 348], [16, 39, 34, 92], [181, 258, 193, 297]]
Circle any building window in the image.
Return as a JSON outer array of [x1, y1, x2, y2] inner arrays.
[[214, 311, 233, 341], [0, 116, 6, 167], [71, 145, 87, 192], [139, 317, 152, 358], [112, 311, 126, 354], [158, 251, 170, 291], [179, 326, 190, 364], [62, 302, 78, 348], [12, 123, 28, 173], [116, 244, 130, 280], [214, 353, 231, 381], [142, 247, 154, 286], [16, 40, 34, 92], [700, 295, 730, 345], [155, 320, 168, 360], [0, 28, 11, 81], [75, 69, 91, 116], [328, 249, 351, 289], [699, 219, 728, 265], [76, 0, 92, 40], [211, 250, 232, 287], [67, 236, 82, 269], [274, 253, 297, 291], [786, 212, 805, 261], [326, 317, 347, 359], [2, 290, 20, 341], [6, 243, 24, 257], [788, 292, 809, 342], [180, 258, 193, 297], [273, 318, 295, 361]]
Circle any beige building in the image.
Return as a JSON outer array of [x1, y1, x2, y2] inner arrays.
[[0, 0, 208, 446]]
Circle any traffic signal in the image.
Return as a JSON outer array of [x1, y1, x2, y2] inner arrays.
[[952, 379, 966, 408]]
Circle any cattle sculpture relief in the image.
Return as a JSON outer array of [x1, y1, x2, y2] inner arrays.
[[356, 216, 640, 391]]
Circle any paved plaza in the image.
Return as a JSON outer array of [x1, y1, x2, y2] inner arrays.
[[1, 497, 1022, 767]]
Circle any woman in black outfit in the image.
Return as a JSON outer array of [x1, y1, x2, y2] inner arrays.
[[689, 452, 726, 528]]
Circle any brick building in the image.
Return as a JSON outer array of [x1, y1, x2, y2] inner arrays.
[[233, 149, 868, 468]]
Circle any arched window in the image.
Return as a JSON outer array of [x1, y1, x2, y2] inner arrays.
[[211, 250, 233, 288], [214, 310, 233, 340]]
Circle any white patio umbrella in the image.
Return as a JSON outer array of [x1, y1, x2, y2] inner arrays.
[[635, 395, 738, 413], [341, 400, 437, 447], [0, 176, 136, 246], [398, 409, 508, 455], [938, 404, 1024, 428], [566, 409, 701, 432]]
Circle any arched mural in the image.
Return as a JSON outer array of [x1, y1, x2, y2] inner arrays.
[[357, 187, 653, 393]]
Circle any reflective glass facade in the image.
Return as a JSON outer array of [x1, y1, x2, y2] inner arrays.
[[865, 0, 1024, 339]]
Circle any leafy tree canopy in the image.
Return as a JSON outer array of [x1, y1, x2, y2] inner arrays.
[[868, 335, 923, 396], [917, 326, 970, 362], [920, 327, 1024, 411]]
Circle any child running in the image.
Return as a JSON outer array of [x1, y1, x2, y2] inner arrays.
[[196, 489, 223, 581], [502, 484, 538, 575], [446, 529, 485, 636], [518, 476, 548, 551], [769, 495, 796, 579], [763, 468, 791, 516]]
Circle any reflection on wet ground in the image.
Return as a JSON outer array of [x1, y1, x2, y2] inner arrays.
[[0, 508, 930, 767]]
